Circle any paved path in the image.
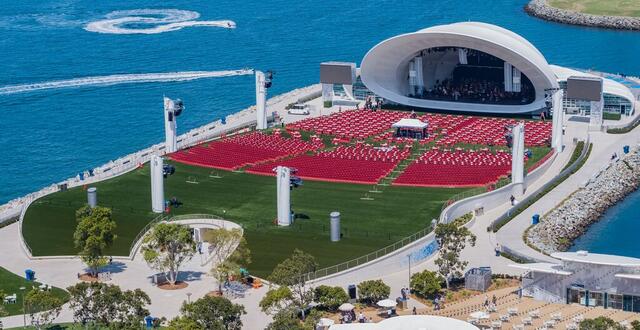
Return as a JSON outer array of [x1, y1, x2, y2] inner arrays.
[[497, 118, 640, 265]]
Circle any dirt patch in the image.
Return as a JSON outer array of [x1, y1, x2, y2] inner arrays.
[[206, 290, 224, 297], [158, 281, 189, 290], [79, 273, 100, 282]]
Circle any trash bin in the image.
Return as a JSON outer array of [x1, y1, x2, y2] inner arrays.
[[145, 316, 153, 328], [623, 145, 630, 154], [25, 269, 35, 281], [532, 214, 540, 225], [348, 285, 357, 300]]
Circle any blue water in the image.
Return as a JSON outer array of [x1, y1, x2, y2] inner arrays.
[[570, 188, 640, 257], [1, 0, 639, 204]]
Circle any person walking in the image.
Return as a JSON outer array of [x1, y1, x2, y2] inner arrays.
[[412, 306, 417, 315]]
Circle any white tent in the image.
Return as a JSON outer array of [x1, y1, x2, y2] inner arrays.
[[338, 303, 355, 312], [391, 118, 428, 130], [376, 299, 397, 308]]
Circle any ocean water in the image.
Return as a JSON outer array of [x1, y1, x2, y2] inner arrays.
[[1, 0, 639, 204], [570, 188, 640, 257]]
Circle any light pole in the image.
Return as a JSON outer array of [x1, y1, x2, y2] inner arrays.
[[19, 286, 26, 328]]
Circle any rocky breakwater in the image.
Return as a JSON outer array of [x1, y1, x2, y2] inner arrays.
[[527, 150, 640, 254], [525, 0, 640, 31]]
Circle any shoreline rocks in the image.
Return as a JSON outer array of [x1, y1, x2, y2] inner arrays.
[[527, 149, 640, 254], [525, 0, 640, 31]]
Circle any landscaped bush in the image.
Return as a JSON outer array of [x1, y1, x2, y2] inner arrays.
[[313, 285, 349, 311], [357, 280, 390, 305], [410, 270, 442, 298]]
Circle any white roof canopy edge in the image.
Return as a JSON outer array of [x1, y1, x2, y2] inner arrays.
[[360, 22, 559, 114]]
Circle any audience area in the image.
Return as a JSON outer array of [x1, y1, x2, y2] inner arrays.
[[170, 132, 323, 170], [394, 149, 515, 187], [247, 145, 411, 184], [287, 110, 407, 139]]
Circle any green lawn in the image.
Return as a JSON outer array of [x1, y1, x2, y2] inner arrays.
[[0, 267, 69, 316], [549, 0, 640, 17], [23, 162, 465, 277]]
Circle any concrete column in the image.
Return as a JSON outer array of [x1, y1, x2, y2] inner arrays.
[[511, 122, 525, 196], [87, 187, 97, 208], [551, 90, 564, 153], [164, 97, 178, 153], [414, 56, 424, 94], [255, 71, 267, 130], [408, 60, 417, 96], [151, 155, 165, 213], [330, 211, 340, 242], [589, 97, 604, 130], [276, 166, 291, 226]]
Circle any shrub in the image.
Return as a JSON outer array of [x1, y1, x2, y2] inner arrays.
[[314, 285, 349, 311], [410, 270, 442, 298], [357, 280, 390, 305]]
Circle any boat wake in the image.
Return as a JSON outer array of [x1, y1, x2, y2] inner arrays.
[[0, 70, 254, 95], [84, 9, 236, 34]]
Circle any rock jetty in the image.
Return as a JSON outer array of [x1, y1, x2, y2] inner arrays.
[[527, 149, 640, 254], [525, 0, 640, 31]]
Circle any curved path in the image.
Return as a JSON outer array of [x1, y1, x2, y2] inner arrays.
[[0, 216, 271, 329]]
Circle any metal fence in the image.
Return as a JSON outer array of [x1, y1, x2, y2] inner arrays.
[[489, 137, 592, 232]]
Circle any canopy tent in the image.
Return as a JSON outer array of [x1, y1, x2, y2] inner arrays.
[[391, 118, 429, 139]]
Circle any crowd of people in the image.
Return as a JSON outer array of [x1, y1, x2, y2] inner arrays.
[[417, 78, 534, 105]]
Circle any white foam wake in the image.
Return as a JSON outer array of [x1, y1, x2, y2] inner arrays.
[[0, 69, 254, 95], [84, 9, 235, 34]]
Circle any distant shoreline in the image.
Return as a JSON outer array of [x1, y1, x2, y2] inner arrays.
[[525, 0, 640, 31]]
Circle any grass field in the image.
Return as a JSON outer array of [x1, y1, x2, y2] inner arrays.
[[23, 162, 466, 277], [549, 0, 640, 17], [0, 267, 69, 316]]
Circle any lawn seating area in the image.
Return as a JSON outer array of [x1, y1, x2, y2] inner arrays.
[[0, 266, 69, 316]]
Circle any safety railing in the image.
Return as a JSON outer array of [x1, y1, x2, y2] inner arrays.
[[301, 225, 434, 282], [127, 213, 169, 258]]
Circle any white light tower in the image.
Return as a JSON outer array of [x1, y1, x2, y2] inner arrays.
[[255, 71, 268, 130], [150, 155, 165, 213], [511, 122, 525, 197], [276, 166, 291, 226], [164, 97, 184, 153], [551, 90, 564, 153]]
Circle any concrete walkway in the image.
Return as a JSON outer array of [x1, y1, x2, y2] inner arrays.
[[497, 120, 640, 264]]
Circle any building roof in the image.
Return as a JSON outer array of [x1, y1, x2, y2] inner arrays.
[[509, 263, 573, 275], [551, 65, 635, 109], [551, 252, 640, 267], [360, 22, 558, 114], [391, 118, 428, 129], [329, 315, 479, 330]]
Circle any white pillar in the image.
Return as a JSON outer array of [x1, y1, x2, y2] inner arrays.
[[408, 60, 417, 96], [150, 155, 165, 213], [551, 90, 564, 153], [276, 166, 291, 226], [414, 56, 424, 95], [589, 96, 604, 130], [511, 123, 525, 196], [164, 97, 178, 153], [255, 71, 267, 130]]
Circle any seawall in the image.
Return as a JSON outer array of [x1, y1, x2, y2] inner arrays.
[[525, 0, 640, 31], [527, 148, 640, 254]]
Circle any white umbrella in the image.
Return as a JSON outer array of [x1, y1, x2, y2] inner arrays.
[[339, 303, 355, 312], [317, 318, 335, 326], [377, 299, 397, 308], [470, 311, 490, 319]]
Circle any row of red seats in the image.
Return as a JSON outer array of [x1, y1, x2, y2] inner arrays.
[[437, 118, 551, 147], [170, 132, 322, 170], [287, 110, 407, 139], [246, 145, 409, 184], [417, 149, 513, 166]]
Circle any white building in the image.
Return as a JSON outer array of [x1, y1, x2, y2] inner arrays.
[[510, 251, 640, 312], [346, 22, 635, 117]]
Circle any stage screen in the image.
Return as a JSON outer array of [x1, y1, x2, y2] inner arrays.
[[567, 76, 603, 101], [320, 62, 355, 85]]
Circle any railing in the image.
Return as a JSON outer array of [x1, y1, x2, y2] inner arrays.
[[302, 225, 434, 282], [127, 213, 169, 258], [489, 136, 592, 233]]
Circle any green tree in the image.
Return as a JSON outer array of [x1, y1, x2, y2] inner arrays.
[[579, 316, 625, 330], [66, 282, 151, 328], [0, 290, 8, 317], [266, 249, 318, 318], [631, 320, 640, 330], [170, 296, 245, 330], [24, 289, 63, 330], [313, 285, 349, 312], [73, 205, 117, 277], [265, 309, 305, 330], [259, 286, 294, 315], [434, 222, 476, 288], [357, 279, 390, 305], [206, 228, 251, 294], [142, 222, 196, 285], [410, 270, 442, 298]]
